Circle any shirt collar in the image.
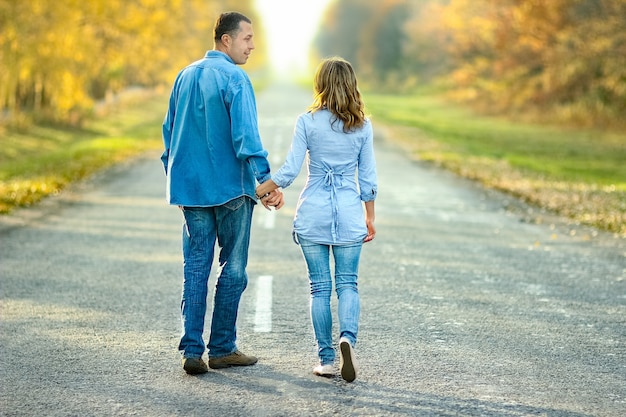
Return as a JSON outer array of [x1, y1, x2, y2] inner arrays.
[[205, 50, 235, 65]]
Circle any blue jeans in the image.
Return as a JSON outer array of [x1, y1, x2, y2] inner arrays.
[[179, 196, 254, 359], [297, 235, 362, 366]]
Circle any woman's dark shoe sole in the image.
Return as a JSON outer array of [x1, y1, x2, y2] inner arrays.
[[339, 338, 357, 382]]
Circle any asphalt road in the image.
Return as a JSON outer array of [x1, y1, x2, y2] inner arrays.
[[1, 82, 625, 417]]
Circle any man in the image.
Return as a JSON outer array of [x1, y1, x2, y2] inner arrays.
[[161, 11, 283, 375]]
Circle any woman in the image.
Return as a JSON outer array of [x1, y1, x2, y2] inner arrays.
[[256, 57, 377, 382]]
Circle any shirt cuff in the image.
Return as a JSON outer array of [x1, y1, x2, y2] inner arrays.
[[360, 188, 377, 202]]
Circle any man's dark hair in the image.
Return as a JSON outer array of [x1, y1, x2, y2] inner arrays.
[[214, 12, 251, 43]]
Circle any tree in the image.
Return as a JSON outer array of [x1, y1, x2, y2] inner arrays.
[[359, 0, 411, 86], [0, 0, 263, 125], [314, 0, 373, 72]]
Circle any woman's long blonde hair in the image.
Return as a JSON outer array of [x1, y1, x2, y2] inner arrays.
[[308, 57, 366, 133]]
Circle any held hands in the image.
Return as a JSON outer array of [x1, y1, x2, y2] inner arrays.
[[256, 179, 284, 210], [260, 189, 284, 210]]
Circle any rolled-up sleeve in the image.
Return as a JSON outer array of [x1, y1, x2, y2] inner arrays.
[[230, 78, 271, 184], [358, 121, 377, 202], [161, 80, 179, 175]]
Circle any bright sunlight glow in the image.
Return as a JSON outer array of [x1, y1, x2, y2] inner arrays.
[[254, 0, 333, 76]]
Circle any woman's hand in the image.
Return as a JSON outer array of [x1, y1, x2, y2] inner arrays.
[[364, 218, 376, 242], [363, 200, 376, 242]]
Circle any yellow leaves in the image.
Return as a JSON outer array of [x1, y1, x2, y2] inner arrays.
[[55, 71, 92, 116], [0, 0, 260, 125], [0, 178, 62, 213], [418, 0, 626, 124]]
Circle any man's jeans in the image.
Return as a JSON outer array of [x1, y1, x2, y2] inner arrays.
[[297, 235, 362, 366], [179, 196, 254, 359]]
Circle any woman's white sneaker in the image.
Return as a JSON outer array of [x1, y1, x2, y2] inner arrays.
[[339, 337, 358, 382], [313, 364, 335, 377]]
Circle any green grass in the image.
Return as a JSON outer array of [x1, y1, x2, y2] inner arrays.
[[365, 93, 626, 235], [0, 92, 167, 213], [1, 87, 624, 235], [366, 94, 626, 187]]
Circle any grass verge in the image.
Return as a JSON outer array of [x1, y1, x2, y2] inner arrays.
[[0, 91, 167, 213], [365, 93, 626, 236], [2, 87, 624, 237]]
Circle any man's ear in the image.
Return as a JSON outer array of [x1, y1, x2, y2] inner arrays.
[[221, 33, 231, 48]]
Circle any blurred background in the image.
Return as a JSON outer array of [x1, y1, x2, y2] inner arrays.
[[1, 0, 624, 234], [2, 0, 624, 128]]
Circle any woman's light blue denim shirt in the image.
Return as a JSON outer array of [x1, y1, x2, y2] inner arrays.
[[272, 110, 377, 245], [161, 51, 271, 206]]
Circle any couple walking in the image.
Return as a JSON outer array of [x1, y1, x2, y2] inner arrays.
[[161, 12, 377, 383]]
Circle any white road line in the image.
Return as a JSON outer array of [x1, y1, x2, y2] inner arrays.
[[263, 209, 276, 229], [254, 275, 273, 332]]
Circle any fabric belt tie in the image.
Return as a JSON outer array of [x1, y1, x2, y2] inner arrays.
[[322, 168, 343, 242]]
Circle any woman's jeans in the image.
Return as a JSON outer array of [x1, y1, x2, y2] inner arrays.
[[179, 197, 254, 359], [297, 235, 362, 366]]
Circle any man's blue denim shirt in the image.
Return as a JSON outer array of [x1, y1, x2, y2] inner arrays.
[[161, 50, 271, 207]]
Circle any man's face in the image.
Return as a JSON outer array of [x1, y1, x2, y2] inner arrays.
[[226, 21, 255, 65]]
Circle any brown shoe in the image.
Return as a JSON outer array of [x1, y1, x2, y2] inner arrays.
[[182, 357, 208, 375], [208, 350, 258, 369]]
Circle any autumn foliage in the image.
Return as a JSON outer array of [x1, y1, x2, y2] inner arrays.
[[0, 0, 263, 125], [315, 0, 626, 128]]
